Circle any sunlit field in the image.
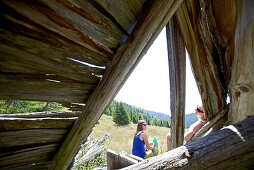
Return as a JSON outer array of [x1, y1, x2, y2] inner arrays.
[[90, 114, 170, 155]]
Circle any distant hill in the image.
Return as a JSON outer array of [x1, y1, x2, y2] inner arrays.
[[142, 109, 170, 121], [140, 108, 197, 128], [108, 101, 197, 129], [185, 113, 198, 128]]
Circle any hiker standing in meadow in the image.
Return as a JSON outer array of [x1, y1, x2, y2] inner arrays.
[[132, 120, 159, 159], [167, 105, 207, 151]]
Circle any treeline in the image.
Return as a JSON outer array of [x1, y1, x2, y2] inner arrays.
[[104, 101, 170, 128], [0, 100, 66, 114]]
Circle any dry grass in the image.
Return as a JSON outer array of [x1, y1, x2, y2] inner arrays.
[[90, 114, 170, 155]]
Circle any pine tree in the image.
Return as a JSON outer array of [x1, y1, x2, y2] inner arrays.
[[113, 102, 131, 126]]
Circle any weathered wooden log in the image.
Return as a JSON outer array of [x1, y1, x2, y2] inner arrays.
[[228, 0, 254, 124], [0, 129, 67, 147], [0, 144, 57, 169], [73, 133, 110, 167], [0, 117, 77, 131], [175, 0, 230, 119], [122, 116, 254, 169], [166, 15, 186, 149], [49, 0, 184, 169], [0, 111, 81, 118], [6, 161, 50, 170], [107, 149, 139, 170]]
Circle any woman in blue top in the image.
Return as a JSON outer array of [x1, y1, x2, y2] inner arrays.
[[132, 120, 158, 159]]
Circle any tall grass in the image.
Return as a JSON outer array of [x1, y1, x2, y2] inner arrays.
[[90, 114, 170, 154]]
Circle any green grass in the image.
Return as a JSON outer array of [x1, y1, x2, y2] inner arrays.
[[90, 114, 170, 155]]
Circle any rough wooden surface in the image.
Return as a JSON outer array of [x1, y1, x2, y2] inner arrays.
[[228, 0, 254, 124], [166, 15, 186, 149], [0, 129, 67, 147], [0, 111, 81, 118], [107, 149, 139, 170], [122, 116, 254, 170], [0, 144, 57, 169], [49, 0, 183, 169], [0, 117, 76, 131], [175, 0, 232, 120]]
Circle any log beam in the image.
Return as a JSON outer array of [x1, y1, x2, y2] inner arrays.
[[166, 15, 186, 149], [175, 0, 230, 120], [49, 0, 183, 169], [122, 116, 254, 169], [229, 0, 254, 124]]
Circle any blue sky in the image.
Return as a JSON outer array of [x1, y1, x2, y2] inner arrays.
[[114, 28, 202, 115]]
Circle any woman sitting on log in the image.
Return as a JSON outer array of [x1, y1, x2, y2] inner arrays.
[[167, 105, 207, 151], [132, 120, 159, 159]]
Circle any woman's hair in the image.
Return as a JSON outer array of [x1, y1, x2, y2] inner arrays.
[[197, 106, 206, 121], [133, 120, 146, 140]]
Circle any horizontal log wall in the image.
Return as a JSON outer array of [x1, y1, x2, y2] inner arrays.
[[0, 111, 76, 169]]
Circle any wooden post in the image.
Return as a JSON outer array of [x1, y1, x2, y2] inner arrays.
[[229, 0, 254, 124], [166, 15, 186, 149]]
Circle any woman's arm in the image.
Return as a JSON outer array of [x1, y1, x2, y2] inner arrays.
[[140, 133, 157, 150], [184, 121, 204, 141]]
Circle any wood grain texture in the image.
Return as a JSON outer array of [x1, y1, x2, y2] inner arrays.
[[0, 73, 94, 103], [175, 0, 229, 120], [0, 129, 67, 147], [122, 116, 254, 169], [0, 111, 81, 118], [49, 0, 183, 169], [228, 0, 254, 124], [166, 15, 186, 149], [93, 0, 147, 34], [0, 117, 76, 131], [0, 144, 57, 169], [1, 0, 124, 55]]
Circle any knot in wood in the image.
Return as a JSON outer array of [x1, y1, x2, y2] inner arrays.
[[235, 84, 251, 93]]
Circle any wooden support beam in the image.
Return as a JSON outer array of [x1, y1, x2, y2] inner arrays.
[[166, 15, 186, 149], [122, 116, 254, 169], [175, 0, 229, 120], [49, 0, 183, 169], [229, 0, 254, 124], [0, 117, 76, 131]]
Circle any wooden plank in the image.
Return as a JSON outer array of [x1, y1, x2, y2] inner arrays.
[[0, 111, 81, 118], [0, 117, 76, 131], [7, 161, 50, 170], [0, 129, 67, 147], [49, 0, 183, 169], [0, 73, 95, 91], [228, 0, 254, 124], [0, 45, 102, 84], [93, 0, 147, 34], [107, 149, 138, 170], [122, 116, 254, 169], [0, 22, 110, 67], [175, 1, 228, 120], [1, 0, 124, 55], [0, 144, 57, 169], [166, 15, 186, 149]]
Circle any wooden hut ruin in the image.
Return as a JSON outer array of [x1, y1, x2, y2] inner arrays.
[[0, 0, 253, 169]]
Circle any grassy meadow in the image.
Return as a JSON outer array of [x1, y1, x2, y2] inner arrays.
[[90, 114, 170, 155]]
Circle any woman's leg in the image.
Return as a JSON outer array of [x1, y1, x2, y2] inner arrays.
[[144, 148, 159, 159], [167, 133, 171, 151]]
